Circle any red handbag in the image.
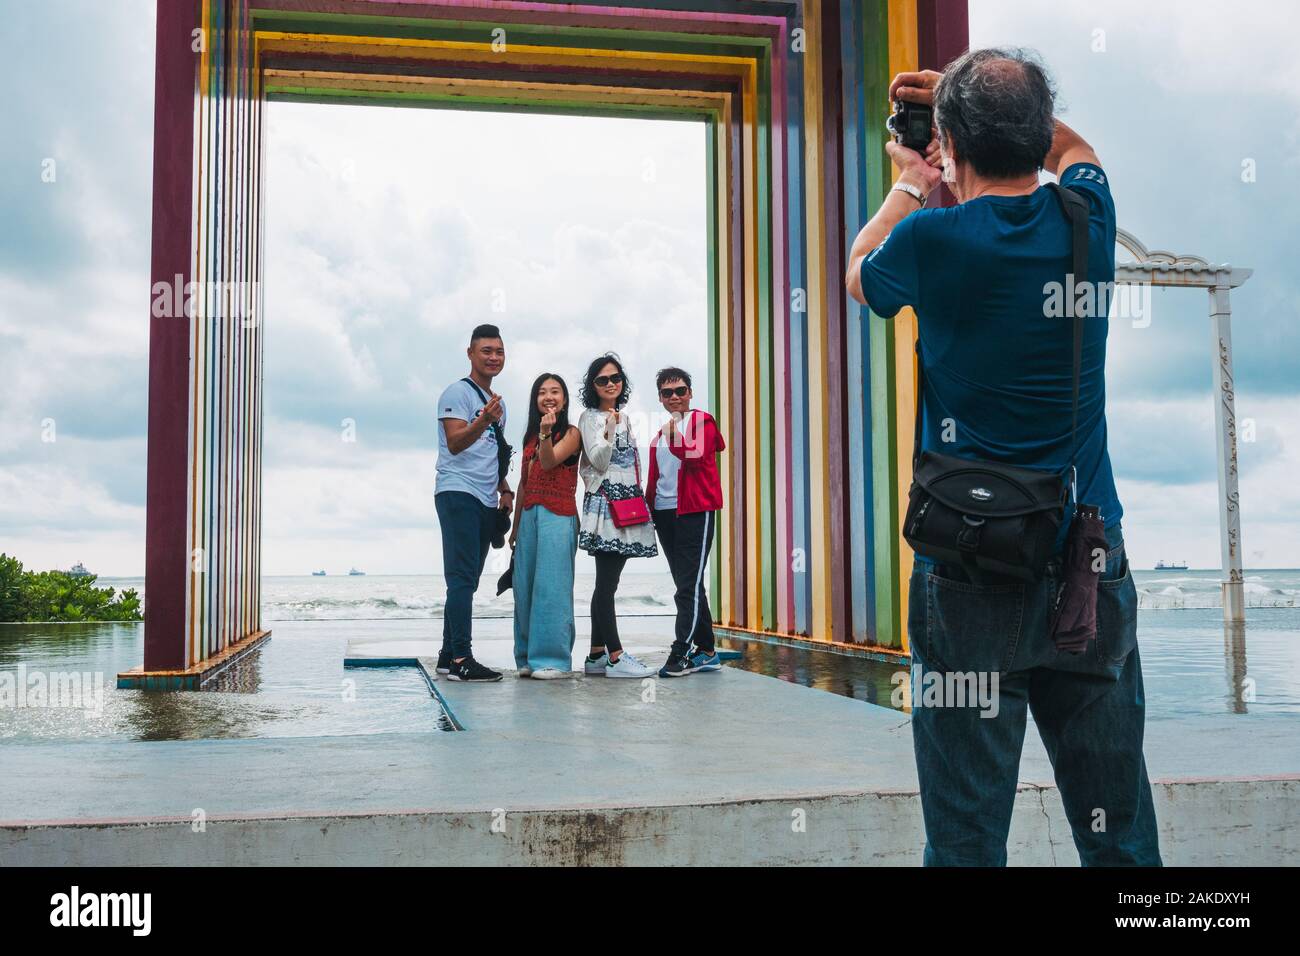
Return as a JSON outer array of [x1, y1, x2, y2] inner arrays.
[[608, 495, 650, 528], [604, 433, 650, 528]]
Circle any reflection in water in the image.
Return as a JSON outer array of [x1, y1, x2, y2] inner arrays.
[[0, 622, 440, 742], [719, 608, 1300, 721], [200, 651, 265, 693], [717, 636, 909, 714], [1223, 622, 1249, 715]]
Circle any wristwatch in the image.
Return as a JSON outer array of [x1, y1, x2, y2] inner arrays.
[[891, 181, 927, 206]]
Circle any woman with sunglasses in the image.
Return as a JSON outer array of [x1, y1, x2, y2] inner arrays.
[[508, 373, 583, 679], [576, 354, 657, 679]]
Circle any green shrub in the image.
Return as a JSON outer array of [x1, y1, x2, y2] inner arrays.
[[0, 554, 142, 623]]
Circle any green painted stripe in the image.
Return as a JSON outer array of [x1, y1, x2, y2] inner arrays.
[[862, 0, 901, 649]]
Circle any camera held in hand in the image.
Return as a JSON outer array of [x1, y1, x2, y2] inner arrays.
[[887, 99, 932, 152]]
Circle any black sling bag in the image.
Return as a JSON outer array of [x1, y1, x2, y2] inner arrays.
[[460, 376, 513, 483], [901, 182, 1091, 583]]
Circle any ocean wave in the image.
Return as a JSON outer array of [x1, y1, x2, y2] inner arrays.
[[623, 594, 674, 607], [1137, 587, 1298, 610]]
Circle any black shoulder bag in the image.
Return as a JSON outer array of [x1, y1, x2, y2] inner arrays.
[[902, 182, 1091, 583], [460, 376, 513, 483], [460, 376, 514, 548]]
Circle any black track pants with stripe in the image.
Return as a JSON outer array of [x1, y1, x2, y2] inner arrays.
[[652, 508, 716, 657]]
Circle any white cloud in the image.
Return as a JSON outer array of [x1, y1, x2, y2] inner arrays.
[[255, 102, 706, 573], [2, 1, 1298, 576]]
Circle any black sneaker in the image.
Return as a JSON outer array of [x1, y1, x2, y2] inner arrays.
[[446, 656, 503, 682], [658, 653, 695, 678], [436, 650, 453, 674]]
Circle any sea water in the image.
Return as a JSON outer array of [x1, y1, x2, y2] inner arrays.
[[3, 570, 1296, 741], [92, 568, 1300, 620], [94, 572, 679, 621]]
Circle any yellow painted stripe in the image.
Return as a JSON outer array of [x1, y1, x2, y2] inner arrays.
[[887, 0, 920, 652], [263, 68, 727, 111], [801, 2, 833, 642], [256, 31, 753, 79]]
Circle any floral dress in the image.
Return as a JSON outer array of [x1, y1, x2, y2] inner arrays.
[[577, 408, 658, 558]]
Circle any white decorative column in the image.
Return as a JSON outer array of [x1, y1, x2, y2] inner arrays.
[[1113, 230, 1252, 625], [1210, 280, 1245, 624]]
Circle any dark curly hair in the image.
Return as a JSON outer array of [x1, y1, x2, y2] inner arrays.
[[933, 47, 1056, 179], [580, 353, 632, 410]]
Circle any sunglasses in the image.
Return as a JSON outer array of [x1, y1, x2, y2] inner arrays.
[[594, 373, 624, 387], [659, 386, 689, 398]]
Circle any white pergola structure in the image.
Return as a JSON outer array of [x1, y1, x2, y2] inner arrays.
[[1114, 229, 1253, 624]]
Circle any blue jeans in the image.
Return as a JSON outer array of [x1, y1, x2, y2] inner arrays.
[[512, 505, 578, 671], [908, 523, 1162, 866], [436, 491, 497, 659]]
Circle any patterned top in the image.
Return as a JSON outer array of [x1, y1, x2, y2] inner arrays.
[[577, 408, 658, 558], [519, 433, 578, 517]]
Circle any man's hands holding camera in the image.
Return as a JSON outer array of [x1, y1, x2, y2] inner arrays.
[[890, 69, 943, 106], [886, 139, 943, 201], [843, 68, 945, 303], [887, 69, 945, 201]]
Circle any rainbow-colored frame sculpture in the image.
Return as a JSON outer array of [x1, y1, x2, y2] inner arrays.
[[134, 0, 968, 686]]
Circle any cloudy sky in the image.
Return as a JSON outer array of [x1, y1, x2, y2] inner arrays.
[[1, 0, 1297, 577]]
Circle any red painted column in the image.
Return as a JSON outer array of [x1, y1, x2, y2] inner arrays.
[[144, 0, 202, 671], [917, 0, 970, 209]]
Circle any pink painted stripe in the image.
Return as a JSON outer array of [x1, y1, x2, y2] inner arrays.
[[313, 0, 788, 29]]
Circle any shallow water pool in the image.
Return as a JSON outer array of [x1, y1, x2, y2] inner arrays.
[[0, 620, 440, 742]]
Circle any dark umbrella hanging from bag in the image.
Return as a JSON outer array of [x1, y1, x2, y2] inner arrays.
[[1049, 504, 1110, 654]]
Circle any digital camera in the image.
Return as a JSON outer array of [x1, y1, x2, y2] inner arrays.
[[887, 99, 932, 152]]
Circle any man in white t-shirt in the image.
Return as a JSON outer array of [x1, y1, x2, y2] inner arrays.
[[434, 324, 513, 682]]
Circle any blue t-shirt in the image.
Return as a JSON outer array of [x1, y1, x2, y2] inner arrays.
[[859, 162, 1122, 529], [435, 378, 507, 508]]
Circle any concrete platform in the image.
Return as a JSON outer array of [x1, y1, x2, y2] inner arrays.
[[1, 619, 1296, 865]]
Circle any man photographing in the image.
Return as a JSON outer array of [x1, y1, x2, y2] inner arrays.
[[846, 49, 1160, 866]]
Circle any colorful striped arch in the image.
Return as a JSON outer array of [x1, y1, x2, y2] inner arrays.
[[137, 0, 969, 683]]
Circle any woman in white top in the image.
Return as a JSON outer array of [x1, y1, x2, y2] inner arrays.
[[577, 354, 656, 679]]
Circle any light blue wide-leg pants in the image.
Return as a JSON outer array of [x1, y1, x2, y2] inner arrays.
[[512, 505, 578, 672]]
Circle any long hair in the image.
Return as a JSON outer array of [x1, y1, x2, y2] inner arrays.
[[522, 372, 578, 464], [579, 352, 632, 411]]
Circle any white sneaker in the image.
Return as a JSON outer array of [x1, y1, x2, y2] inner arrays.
[[517, 667, 533, 678], [604, 652, 653, 679], [584, 653, 610, 675], [531, 668, 567, 680]]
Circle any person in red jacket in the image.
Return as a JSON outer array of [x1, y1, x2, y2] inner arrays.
[[645, 367, 727, 677]]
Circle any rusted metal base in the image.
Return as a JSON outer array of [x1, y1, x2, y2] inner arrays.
[[117, 630, 272, 691], [714, 624, 909, 664]]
